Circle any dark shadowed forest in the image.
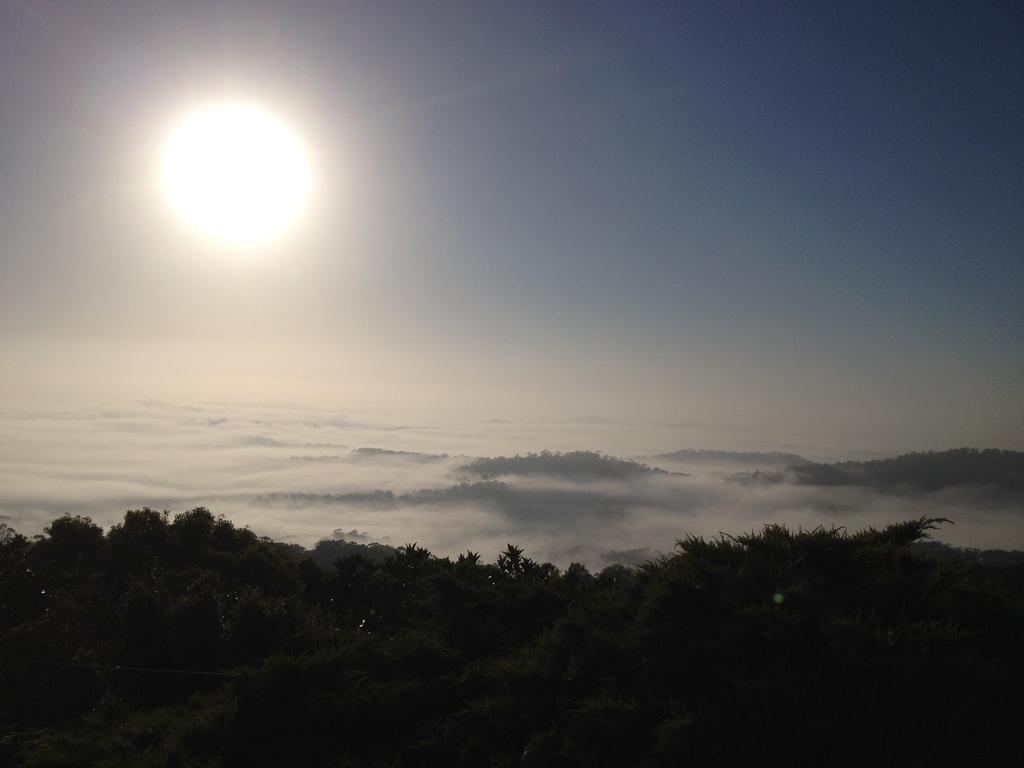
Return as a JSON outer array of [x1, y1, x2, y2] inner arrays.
[[2, 507, 1022, 766], [785, 448, 1024, 491]]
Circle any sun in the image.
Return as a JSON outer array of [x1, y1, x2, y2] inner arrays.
[[161, 102, 311, 247]]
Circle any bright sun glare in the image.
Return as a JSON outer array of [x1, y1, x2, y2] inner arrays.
[[161, 102, 311, 247]]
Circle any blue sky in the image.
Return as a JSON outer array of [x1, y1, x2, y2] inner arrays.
[[0, 1, 1021, 452]]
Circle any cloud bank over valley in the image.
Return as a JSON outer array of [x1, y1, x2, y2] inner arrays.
[[1, 402, 1021, 567]]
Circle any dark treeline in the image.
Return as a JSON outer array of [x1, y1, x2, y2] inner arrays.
[[910, 540, 1024, 568], [457, 451, 672, 480], [652, 449, 811, 466], [788, 447, 1024, 491], [1, 509, 1022, 766]]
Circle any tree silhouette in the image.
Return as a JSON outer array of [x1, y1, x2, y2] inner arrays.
[[0, 511, 1020, 766]]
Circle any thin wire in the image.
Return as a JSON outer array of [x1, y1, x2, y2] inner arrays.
[[2, 658, 238, 678]]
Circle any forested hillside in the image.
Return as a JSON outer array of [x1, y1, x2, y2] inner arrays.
[[1, 509, 1021, 766], [789, 447, 1024, 491]]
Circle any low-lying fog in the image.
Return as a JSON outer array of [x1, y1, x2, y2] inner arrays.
[[1, 401, 1021, 567]]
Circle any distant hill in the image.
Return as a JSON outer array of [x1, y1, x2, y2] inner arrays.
[[457, 450, 673, 481], [651, 449, 811, 466], [790, 448, 1024, 491], [350, 447, 450, 462]]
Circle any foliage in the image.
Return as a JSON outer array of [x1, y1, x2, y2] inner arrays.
[[1, 511, 1021, 766], [458, 450, 669, 480], [790, 447, 1024, 491]]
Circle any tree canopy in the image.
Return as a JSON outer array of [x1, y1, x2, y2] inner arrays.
[[1, 510, 1021, 766]]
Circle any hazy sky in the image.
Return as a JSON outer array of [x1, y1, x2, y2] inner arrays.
[[1, 1, 1021, 453]]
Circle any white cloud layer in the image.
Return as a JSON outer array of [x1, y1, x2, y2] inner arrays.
[[1, 401, 1021, 567]]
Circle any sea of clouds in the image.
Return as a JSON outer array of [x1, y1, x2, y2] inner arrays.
[[1, 401, 1021, 567]]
